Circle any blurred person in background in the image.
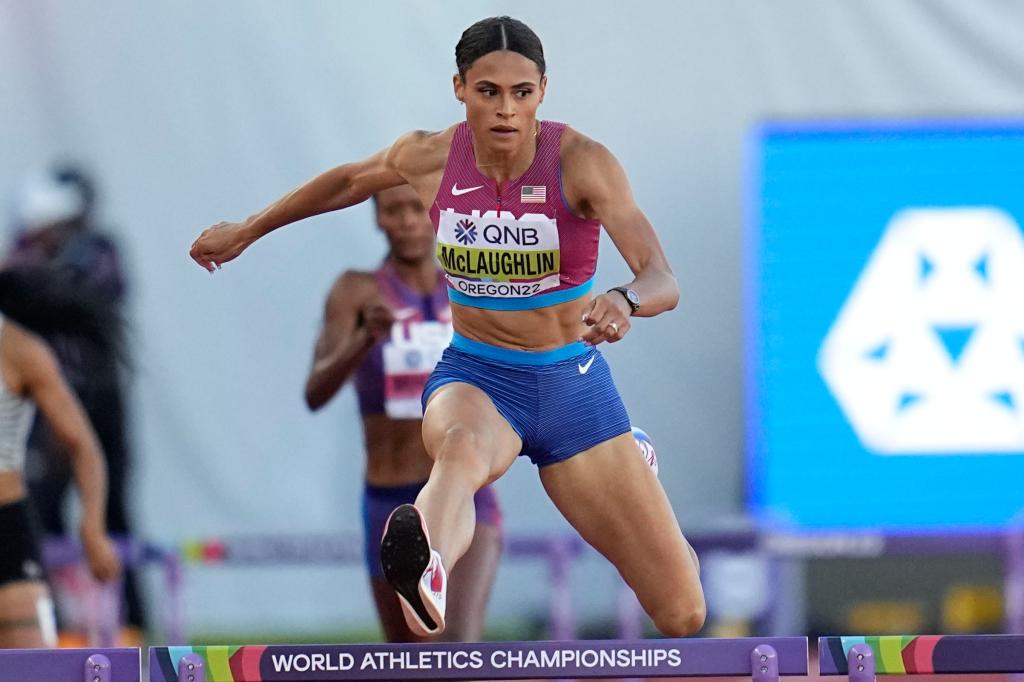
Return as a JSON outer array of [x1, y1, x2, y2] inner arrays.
[[304, 185, 502, 642], [5, 164, 145, 641], [0, 266, 121, 648]]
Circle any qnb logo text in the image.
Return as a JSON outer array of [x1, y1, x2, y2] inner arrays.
[[483, 224, 540, 246]]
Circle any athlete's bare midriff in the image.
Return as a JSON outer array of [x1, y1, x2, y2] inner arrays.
[[362, 415, 433, 486], [452, 296, 590, 350], [0, 472, 26, 506]]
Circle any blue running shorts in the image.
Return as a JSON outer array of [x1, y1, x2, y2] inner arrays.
[[421, 332, 632, 466]]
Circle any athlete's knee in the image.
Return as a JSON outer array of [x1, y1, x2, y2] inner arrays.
[[434, 426, 488, 480], [436, 425, 478, 459], [652, 596, 706, 637]]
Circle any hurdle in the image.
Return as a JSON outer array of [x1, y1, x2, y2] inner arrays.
[[0, 648, 140, 682], [673, 527, 1024, 636], [149, 637, 808, 681], [818, 635, 1024, 680], [42, 536, 186, 646], [180, 532, 587, 639]]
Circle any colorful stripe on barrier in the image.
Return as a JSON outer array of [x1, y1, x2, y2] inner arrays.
[[152, 646, 267, 682], [818, 634, 1024, 674]]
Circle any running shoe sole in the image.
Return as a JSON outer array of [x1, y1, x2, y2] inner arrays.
[[380, 504, 437, 633]]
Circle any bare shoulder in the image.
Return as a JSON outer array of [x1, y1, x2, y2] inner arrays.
[[325, 269, 378, 311], [330, 269, 378, 295], [0, 320, 57, 395], [560, 127, 631, 217], [387, 125, 459, 178], [560, 126, 619, 173]]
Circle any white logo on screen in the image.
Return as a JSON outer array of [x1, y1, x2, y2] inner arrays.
[[818, 207, 1024, 454]]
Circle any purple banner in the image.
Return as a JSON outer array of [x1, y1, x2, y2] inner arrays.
[[0, 648, 140, 682], [150, 638, 808, 681]]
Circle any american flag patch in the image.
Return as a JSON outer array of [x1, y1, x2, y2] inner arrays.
[[521, 185, 547, 203]]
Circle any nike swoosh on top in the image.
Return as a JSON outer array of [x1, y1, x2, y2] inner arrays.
[[578, 356, 596, 374], [451, 184, 484, 196]]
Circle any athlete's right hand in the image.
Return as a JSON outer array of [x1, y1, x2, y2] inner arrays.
[[81, 525, 122, 583], [361, 301, 395, 341], [190, 221, 256, 272]]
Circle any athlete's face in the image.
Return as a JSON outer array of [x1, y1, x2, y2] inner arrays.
[[454, 50, 547, 154], [375, 185, 434, 263]]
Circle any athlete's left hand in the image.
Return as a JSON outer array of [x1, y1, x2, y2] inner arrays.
[[580, 293, 631, 346]]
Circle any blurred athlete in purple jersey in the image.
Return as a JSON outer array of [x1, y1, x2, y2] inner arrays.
[[305, 185, 501, 642]]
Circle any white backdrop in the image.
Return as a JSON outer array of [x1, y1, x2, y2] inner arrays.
[[3, 0, 1024, 634]]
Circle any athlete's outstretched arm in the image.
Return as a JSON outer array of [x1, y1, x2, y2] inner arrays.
[[304, 272, 393, 411], [5, 325, 121, 582], [562, 133, 679, 345], [190, 133, 422, 272]]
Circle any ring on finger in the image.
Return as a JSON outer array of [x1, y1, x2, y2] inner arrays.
[[609, 321, 620, 334]]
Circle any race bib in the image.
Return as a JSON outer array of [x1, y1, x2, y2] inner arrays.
[[382, 318, 452, 419], [437, 209, 560, 298]]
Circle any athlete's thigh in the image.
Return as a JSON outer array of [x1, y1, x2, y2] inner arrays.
[[538, 432, 702, 612], [422, 382, 522, 482], [0, 581, 50, 648], [444, 521, 502, 642]]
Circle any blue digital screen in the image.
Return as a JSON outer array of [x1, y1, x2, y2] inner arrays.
[[745, 120, 1024, 530]]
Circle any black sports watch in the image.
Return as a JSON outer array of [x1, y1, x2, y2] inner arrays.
[[609, 286, 640, 316]]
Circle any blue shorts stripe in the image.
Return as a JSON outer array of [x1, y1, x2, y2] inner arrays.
[[447, 277, 594, 310], [450, 332, 589, 365]]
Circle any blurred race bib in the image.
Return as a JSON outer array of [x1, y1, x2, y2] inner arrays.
[[382, 318, 452, 419]]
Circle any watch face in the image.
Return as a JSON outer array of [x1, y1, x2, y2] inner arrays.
[[626, 289, 640, 305]]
